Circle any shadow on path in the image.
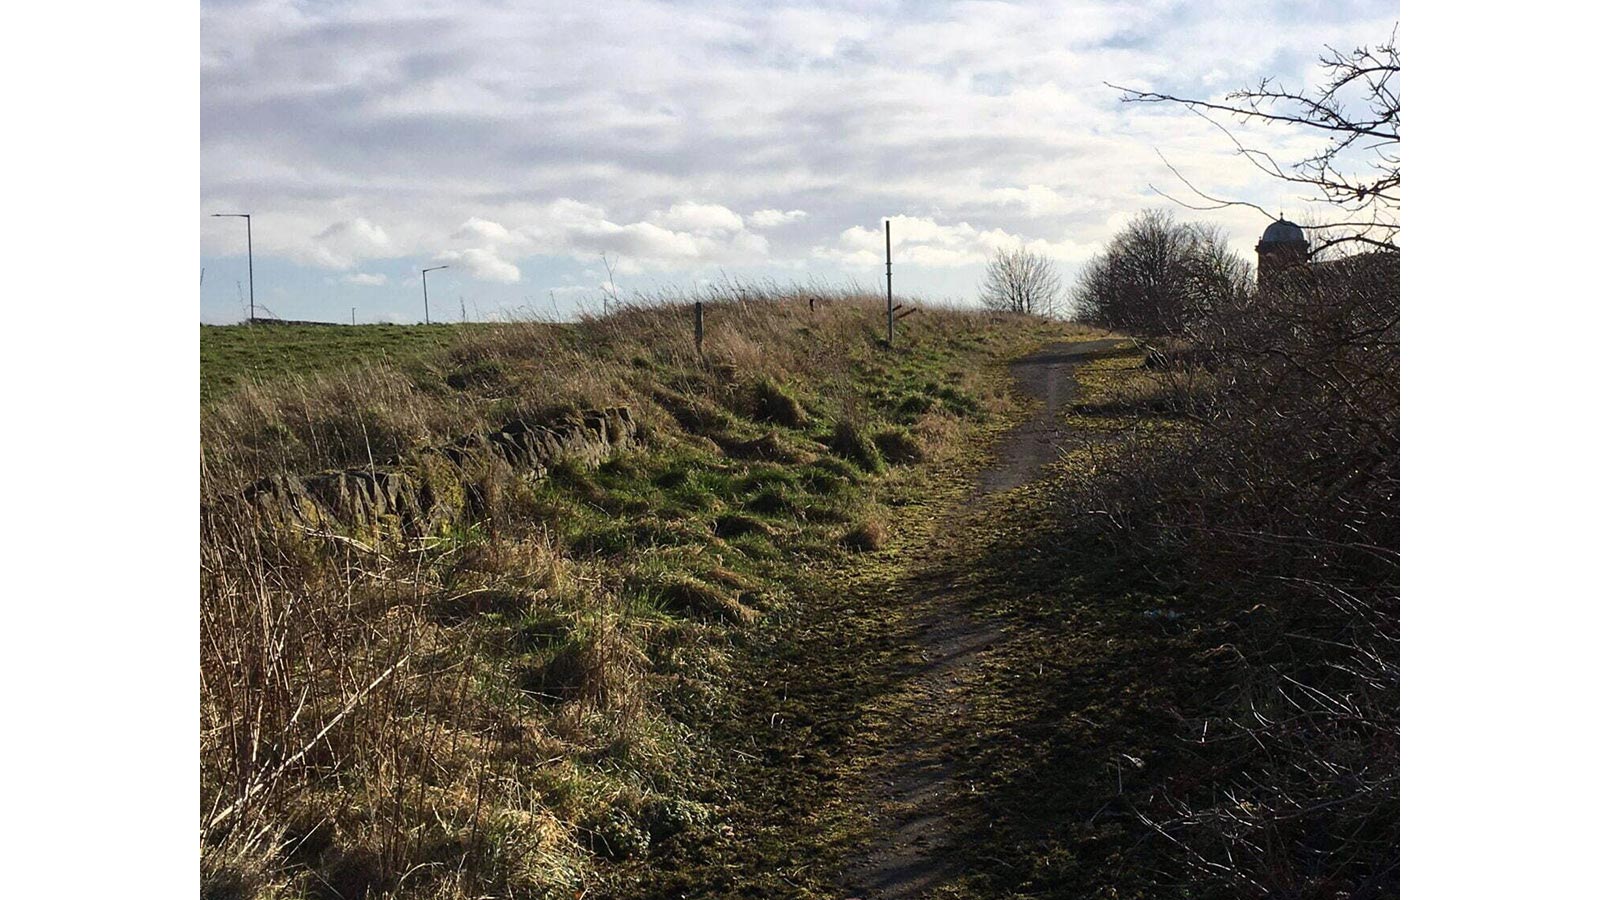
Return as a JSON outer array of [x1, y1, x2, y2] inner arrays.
[[840, 338, 1142, 899]]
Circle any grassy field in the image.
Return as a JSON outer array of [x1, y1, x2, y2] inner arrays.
[[200, 286, 1393, 898], [200, 322, 494, 402], [199, 287, 1096, 899]]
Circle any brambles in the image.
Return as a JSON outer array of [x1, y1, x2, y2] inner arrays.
[[1062, 242, 1398, 896], [1069, 41, 1402, 882]]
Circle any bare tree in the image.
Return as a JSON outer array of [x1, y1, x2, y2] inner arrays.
[[980, 246, 1062, 316], [1071, 210, 1250, 335], [1110, 30, 1399, 255]]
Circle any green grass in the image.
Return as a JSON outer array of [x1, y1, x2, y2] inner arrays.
[[625, 359, 1212, 899], [200, 293, 1104, 899], [200, 321, 498, 402]]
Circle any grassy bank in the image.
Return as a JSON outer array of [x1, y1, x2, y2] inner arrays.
[[628, 347, 1214, 899], [201, 322, 487, 402], [200, 286, 1091, 899], [649, 338, 1395, 900]]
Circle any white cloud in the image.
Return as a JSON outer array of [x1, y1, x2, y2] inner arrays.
[[201, 0, 1399, 318], [438, 247, 521, 283], [989, 186, 1090, 218], [452, 217, 519, 245], [816, 215, 1099, 269], [508, 199, 772, 271], [648, 202, 744, 235], [301, 217, 392, 269], [342, 272, 387, 286], [750, 208, 808, 228], [581, 220, 703, 261], [436, 216, 530, 282]]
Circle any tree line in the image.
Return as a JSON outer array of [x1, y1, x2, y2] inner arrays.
[[979, 208, 1251, 334]]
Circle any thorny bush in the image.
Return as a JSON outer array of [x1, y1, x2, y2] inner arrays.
[[1066, 252, 1399, 897]]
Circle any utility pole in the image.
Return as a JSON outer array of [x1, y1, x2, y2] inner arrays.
[[351, 307, 356, 326], [211, 213, 254, 321], [421, 265, 449, 325], [885, 219, 894, 348]]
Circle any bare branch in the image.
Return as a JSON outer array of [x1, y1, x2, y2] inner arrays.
[[1109, 32, 1399, 251]]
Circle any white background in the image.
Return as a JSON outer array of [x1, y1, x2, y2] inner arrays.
[[1, 4, 1593, 895]]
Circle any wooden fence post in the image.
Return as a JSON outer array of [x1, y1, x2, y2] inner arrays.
[[885, 219, 894, 348], [694, 301, 704, 354]]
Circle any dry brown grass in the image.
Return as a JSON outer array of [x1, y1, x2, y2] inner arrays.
[[842, 516, 889, 552], [200, 283, 1077, 898]]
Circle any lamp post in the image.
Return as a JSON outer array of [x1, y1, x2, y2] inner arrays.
[[421, 265, 449, 325], [211, 213, 254, 321]]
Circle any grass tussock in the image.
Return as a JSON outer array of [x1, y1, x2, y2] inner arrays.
[[828, 419, 886, 474], [871, 426, 925, 465], [751, 376, 809, 428], [841, 512, 889, 552], [201, 282, 1087, 898]]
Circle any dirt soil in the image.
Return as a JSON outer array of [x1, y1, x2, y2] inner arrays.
[[839, 338, 1129, 899]]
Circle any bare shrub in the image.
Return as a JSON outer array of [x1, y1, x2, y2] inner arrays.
[[1071, 209, 1251, 335], [1084, 33, 1402, 890], [980, 246, 1062, 316], [1062, 254, 1398, 896]]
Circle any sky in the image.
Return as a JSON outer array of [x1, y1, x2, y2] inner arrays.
[[199, 0, 1399, 324]]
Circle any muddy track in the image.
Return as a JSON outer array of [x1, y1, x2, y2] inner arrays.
[[840, 339, 1128, 899]]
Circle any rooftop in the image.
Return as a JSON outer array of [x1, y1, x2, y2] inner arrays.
[[1260, 217, 1307, 246]]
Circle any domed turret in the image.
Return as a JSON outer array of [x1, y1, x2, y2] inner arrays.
[[1260, 218, 1306, 246], [1256, 216, 1310, 290]]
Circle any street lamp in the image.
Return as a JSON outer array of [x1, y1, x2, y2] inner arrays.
[[211, 213, 254, 321], [421, 265, 449, 325]]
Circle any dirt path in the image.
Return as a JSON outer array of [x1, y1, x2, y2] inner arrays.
[[839, 339, 1128, 899]]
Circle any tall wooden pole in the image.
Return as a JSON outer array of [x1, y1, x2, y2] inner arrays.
[[885, 219, 894, 348]]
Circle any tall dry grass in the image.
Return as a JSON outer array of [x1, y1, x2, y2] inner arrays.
[[203, 284, 904, 496], [200, 283, 1048, 898]]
